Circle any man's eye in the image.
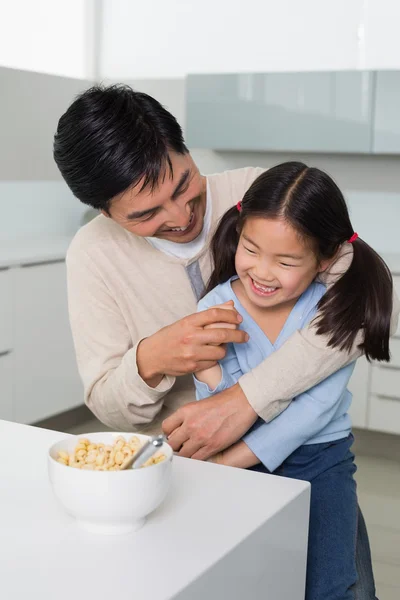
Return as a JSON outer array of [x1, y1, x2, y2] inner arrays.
[[135, 211, 157, 222], [142, 213, 156, 221]]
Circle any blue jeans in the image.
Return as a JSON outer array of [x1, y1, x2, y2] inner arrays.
[[249, 435, 378, 600]]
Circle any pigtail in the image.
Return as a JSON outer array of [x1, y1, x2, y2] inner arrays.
[[316, 238, 392, 362], [204, 206, 240, 295]]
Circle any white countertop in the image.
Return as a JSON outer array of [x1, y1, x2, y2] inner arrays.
[[0, 235, 73, 268], [0, 420, 310, 600]]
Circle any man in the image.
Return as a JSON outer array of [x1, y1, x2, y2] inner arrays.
[[54, 85, 395, 597]]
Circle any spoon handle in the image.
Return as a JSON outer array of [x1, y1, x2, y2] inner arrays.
[[122, 434, 166, 470]]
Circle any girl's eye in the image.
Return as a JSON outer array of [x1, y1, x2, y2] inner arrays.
[[280, 262, 295, 267], [244, 246, 256, 255]]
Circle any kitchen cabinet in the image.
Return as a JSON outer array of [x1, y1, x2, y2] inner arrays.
[[186, 71, 374, 153], [372, 70, 400, 154], [0, 351, 13, 421], [0, 268, 13, 354], [348, 357, 370, 429], [13, 261, 83, 424]]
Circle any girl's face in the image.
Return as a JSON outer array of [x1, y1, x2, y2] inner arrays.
[[235, 217, 330, 310]]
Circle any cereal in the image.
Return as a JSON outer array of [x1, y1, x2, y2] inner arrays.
[[56, 435, 166, 471]]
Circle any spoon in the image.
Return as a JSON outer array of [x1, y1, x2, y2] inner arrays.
[[121, 434, 166, 470]]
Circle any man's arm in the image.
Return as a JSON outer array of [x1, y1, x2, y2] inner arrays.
[[241, 363, 355, 472], [211, 361, 355, 471], [67, 245, 247, 430], [67, 247, 172, 430]]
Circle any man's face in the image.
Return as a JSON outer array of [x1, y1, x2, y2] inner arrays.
[[106, 152, 206, 243]]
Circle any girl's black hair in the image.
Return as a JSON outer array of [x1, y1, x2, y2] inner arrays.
[[206, 162, 392, 362]]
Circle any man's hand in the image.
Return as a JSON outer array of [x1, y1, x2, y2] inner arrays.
[[162, 383, 258, 461], [136, 303, 248, 387]]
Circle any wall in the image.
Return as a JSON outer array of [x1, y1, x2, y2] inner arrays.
[[99, 0, 400, 254], [0, 0, 95, 79], [101, 77, 400, 254], [99, 0, 400, 77], [0, 67, 91, 180], [0, 66, 91, 240], [0, 181, 86, 241]]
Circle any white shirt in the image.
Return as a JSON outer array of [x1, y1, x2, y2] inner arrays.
[[146, 181, 212, 260]]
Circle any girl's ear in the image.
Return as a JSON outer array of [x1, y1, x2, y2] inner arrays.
[[101, 209, 110, 218], [318, 258, 332, 274], [318, 247, 341, 274]]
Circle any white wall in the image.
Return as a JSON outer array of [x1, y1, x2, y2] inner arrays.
[[0, 67, 90, 180], [0, 181, 86, 241], [99, 0, 400, 78], [0, 0, 95, 79]]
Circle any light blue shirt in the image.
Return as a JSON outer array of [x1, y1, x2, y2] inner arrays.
[[195, 278, 354, 472]]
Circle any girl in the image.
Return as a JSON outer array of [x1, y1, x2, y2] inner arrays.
[[194, 162, 392, 600]]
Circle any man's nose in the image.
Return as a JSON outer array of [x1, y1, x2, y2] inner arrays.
[[165, 202, 191, 228]]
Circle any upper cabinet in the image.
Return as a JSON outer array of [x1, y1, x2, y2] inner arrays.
[[372, 71, 400, 154], [186, 70, 400, 155], [186, 71, 375, 154]]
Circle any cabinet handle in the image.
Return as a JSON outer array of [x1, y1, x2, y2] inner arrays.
[[376, 394, 400, 403], [376, 364, 400, 371], [0, 350, 11, 357], [0, 267, 10, 272], [21, 259, 65, 268]]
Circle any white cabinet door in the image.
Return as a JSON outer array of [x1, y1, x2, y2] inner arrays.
[[348, 357, 370, 428], [0, 268, 13, 353], [0, 351, 13, 421], [13, 261, 83, 424]]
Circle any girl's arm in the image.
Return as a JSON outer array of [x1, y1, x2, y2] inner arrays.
[[194, 301, 243, 397], [195, 364, 223, 389], [210, 440, 260, 469]]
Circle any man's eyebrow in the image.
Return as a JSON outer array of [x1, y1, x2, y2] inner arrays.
[[171, 169, 190, 200], [126, 169, 191, 220]]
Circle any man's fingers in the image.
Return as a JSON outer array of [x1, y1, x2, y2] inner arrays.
[[186, 328, 248, 350], [192, 307, 242, 328], [202, 327, 249, 346], [177, 438, 204, 458], [165, 425, 190, 452], [204, 322, 237, 330], [162, 411, 184, 437]]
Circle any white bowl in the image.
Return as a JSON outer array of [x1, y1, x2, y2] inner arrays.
[[48, 432, 173, 535]]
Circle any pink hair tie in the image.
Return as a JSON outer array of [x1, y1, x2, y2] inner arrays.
[[347, 232, 359, 244], [237, 201, 242, 212]]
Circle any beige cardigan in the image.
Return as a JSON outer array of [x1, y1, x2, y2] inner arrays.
[[66, 167, 399, 433]]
